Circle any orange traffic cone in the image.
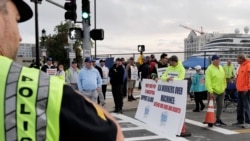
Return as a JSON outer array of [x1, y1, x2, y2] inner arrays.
[[177, 123, 191, 137], [203, 96, 216, 127]]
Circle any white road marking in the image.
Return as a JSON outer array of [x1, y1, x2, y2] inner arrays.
[[186, 107, 237, 113], [185, 119, 239, 135], [122, 127, 144, 131], [117, 120, 130, 123], [125, 136, 169, 141], [112, 113, 189, 141]]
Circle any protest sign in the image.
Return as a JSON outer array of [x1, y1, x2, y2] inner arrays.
[[135, 79, 187, 138]]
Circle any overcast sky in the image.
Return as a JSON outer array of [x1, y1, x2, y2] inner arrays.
[[19, 0, 250, 58]]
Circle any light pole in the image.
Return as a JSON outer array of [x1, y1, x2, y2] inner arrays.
[[82, 0, 91, 62], [94, 0, 96, 59], [41, 29, 47, 64], [31, 0, 42, 69]]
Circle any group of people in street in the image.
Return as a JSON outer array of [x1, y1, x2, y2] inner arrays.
[[138, 52, 250, 129], [188, 54, 250, 128], [30, 57, 68, 82], [30, 56, 108, 106], [32, 54, 143, 114]]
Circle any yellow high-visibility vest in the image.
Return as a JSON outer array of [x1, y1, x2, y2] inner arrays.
[[137, 55, 144, 65], [0, 55, 64, 141]]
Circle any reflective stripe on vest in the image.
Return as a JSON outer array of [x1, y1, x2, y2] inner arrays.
[[46, 76, 63, 141], [0, 56, 12, 141], [0, 56, 64, 141], [17, 66, 39, 140]]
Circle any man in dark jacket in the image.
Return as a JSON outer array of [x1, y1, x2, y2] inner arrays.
[[138, 56, 150, 80], [109, 58, 124, 113], [151, 53, 168, 80], [121, 57, 127, 97], [41, 57, 56, 74]]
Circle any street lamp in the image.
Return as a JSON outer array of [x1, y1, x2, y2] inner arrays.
[[42, 29, 46, 39], [30, 0, 43, 69], [41, 29, 47, 64]]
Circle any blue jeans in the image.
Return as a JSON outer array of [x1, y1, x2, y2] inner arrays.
[[237, 91, 250, 124]]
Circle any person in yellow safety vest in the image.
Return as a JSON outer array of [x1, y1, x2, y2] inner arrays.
[[161, 55, 185, 82], [137, 54, 144, 65], [0, 1, 124, 141], [160, 55, 191, 137], [223, 59, 235, 83], [205, 55, 227, 126]]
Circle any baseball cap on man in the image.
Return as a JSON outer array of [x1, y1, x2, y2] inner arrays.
[[47, 57, 53, 61], [194, 65, 202, 70], [12, 0, 33, 23], [84, 57, 92, 62], [211, 55, 220, 61], [100, 59, 105, 62]]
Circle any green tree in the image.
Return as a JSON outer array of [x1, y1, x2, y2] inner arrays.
[[41, 22, 86, 69], [44, 22, 70, 69], [73, 40, 83, 68]]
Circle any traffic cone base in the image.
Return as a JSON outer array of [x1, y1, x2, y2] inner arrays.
[[204, 97, 216, 125], [177, 124, 191, 137]]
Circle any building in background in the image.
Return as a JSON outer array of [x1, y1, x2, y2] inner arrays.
[[16, 43, 36, 66], [184, 31, 219, 60], [185, 27, 250, 64], [17, 43, 35, 58]]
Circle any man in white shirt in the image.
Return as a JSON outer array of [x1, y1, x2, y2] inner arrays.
[[126, 57, 138, 101], [100, 59, 109, 99], [65, 61, 80, 90]]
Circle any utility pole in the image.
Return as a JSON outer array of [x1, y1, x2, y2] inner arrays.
[[89, 0, 104, 58], [82, 0, 91, 62], [94, 0, 96, 59], [30, 0, 41, 69], [67, 21, 75, 66], [82, 21, 91, 59]]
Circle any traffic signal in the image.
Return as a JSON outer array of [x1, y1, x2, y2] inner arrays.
[[64, 0, 77, 22], [69, 27, 83, 40], [82, 0, 90, 21], [90, 29, 104, 40], [138, 45, 145, 52]]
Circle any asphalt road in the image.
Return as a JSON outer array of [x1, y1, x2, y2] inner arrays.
[[115, 104, 250, 141]]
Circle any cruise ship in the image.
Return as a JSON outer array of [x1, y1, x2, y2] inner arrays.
[[191, 27, 250, 66]]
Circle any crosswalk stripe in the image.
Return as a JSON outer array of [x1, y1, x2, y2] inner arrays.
[[112, 113, 189, 141], [122, 127, 144, 131], [125, 135, 168, 141], [185, 119, 239, 135], [233, 129, 250, 133], [117, 120, 129, 123]]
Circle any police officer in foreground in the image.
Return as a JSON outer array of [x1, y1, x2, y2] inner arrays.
[[0, 0, 124, 141]]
